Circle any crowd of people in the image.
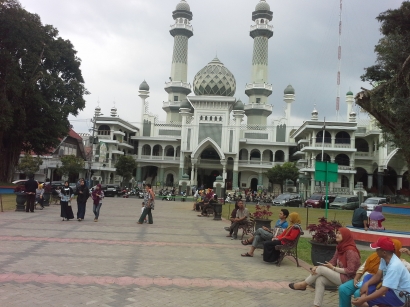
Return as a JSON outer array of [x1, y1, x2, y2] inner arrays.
[[197, 193, 410, 307]]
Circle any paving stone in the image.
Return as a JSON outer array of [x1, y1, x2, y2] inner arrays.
[[0, 198, 340, 307]]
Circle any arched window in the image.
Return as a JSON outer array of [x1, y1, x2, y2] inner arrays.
[[98, 125, 110, 136], [335, 131, 351, 144], [316, 131, 331, 143], [274, 150, 285, 162], [335, 154, 350, 166]]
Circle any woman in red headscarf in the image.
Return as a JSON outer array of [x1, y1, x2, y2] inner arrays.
[[289, 227, 361, 307]]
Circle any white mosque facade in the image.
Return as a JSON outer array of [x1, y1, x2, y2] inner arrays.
[[90, 0, 408, 197]]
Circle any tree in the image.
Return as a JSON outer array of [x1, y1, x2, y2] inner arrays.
[[355, 2, 410, 169], [15, 153, 43, 176], [0, 0, 88, 182], [265, 162, 299, 194], [115, 156, 137, 187], [56, 155, 84, 180]]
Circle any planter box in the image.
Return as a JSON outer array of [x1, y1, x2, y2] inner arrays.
[[309, 240, 336, 266]]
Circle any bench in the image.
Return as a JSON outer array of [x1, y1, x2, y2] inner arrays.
[[274, 226, 304, 267], [238, 214, 255, 240]]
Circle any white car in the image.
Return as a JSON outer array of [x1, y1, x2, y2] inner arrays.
[[361, 197, 387, 216]]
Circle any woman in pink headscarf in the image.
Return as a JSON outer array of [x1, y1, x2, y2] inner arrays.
[[368, 205, 385, 230]]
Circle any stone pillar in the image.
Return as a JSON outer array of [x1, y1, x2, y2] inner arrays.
[[190, 164, 195, 185], [136, 164, 142, 182], [397, 175, 403, 191], [233, 171, 239, 190], [367, 174, 373, 189], [349, 174, 355, 193], [221, 160, 226, 181], [311, 177, 315, 195], [377, 172, 384, 196], [258, 172, 263, 188], [158, 167, 164, 185]]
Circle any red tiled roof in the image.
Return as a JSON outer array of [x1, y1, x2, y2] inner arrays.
[[68, 129, 83, 140]]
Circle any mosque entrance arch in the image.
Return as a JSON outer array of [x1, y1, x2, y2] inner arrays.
[[250, 178, 258, 192]]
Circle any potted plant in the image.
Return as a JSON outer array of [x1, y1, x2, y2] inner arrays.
[[307, 217, 342, 266], [253, 204, 273, 230], [14, 185, 26, 212]]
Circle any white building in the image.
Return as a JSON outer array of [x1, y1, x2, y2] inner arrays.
[[90, 0, 408, 197]]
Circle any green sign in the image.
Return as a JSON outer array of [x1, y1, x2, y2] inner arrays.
[[314, 161, 338, 183]]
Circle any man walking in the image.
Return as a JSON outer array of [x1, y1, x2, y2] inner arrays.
[[24, 174, 38, 212], [226, 200, 249, 240]]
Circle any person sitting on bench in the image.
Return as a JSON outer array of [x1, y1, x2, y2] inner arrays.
[[352, 204, 369, 230], [198, 194, 218, 216], [240, 209, 289, 257]]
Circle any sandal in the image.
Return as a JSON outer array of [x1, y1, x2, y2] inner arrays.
[[241, 252, 253, 257], [241, 239, 250, 246], [288, 283, 306, 291]]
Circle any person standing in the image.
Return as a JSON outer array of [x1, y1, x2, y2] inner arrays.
[[58, 181, 74, 221], [137, 184, 155, 224], [77, 179, 90, 221], [24, 174, 38, 212], [91, 184, 103, 222]]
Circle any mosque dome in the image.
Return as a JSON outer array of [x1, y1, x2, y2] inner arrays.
[[139, 80, 149, 91], [255, 0, 270, 11], [95, 106, 101, 111], [233, 99, 244, 111], [346, 90, 354, 96], [284, 84, 295, 95], [176, 0, 190, 11], [193, 57, 236, 97]]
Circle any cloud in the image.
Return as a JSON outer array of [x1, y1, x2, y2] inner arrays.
[[20, 0, 402, 133]]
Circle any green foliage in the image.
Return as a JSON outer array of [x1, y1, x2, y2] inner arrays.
[[264, 162, 299, 193], [56, 155, 84, 178], [16, 153, 43, 175], [0, 0, 88, 181], [356, 2, 410, 167], [114, 156, 137, 185]]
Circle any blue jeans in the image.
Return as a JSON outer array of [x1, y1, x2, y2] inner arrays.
[[339, 279, 361, 307], [361, 274, 404, 307], [93, 204, 102, 219], [77, 201, 86, 219]]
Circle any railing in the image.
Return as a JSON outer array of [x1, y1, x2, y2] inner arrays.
[[338, 165, 354, 170], [170, 23, 193, 32], [334, 144, 352, 148], [245, 83, 273, 91], [250, 24, 273, 31], [355, 152, 371, 157], [314, 187, 352, 194], [243, 104, 273, 112], [164, 81, 191, 90]]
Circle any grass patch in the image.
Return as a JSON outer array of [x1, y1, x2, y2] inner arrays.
[[0, 194, 17, 211]]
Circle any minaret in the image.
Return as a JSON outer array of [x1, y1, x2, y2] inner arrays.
[[283, 85, 295, 126], [245, 0, 273, 126], [163, 0, 193, 123], [138, 80, 150, 131], [346, 90, 354, 121]]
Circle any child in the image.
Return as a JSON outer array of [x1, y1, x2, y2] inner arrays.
[[141, 203, 147, 223]]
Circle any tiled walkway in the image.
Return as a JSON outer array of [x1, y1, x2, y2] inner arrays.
[[0, 198, 339, 307]]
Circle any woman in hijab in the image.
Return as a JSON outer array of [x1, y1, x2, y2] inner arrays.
[[58, 181, 74, 221], [289, 227, 361, 307], [91, 184, 104, 222], [76, 179, 90, 221], [368, 205, 385, 230], [338, 239, 402, 307], [262, 212, 302, 263]]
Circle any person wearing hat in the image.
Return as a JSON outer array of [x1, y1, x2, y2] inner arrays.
[[352, 236, 410, 307]]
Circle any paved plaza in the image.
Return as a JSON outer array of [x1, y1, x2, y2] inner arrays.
[[0, 198, 339, 307]]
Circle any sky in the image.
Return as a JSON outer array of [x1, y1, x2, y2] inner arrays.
[[20, 0, 403, 134]]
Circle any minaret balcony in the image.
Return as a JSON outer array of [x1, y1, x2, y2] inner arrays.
[[250, 24, 273, 39], [245, 83, 273, 96], [245, 103, 273, 114], [164, 81, 192, 95], [170, 24, 193, 38]]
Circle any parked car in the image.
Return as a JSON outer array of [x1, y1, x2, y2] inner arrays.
[[361, 197, 387, 212], [12, 179, 44, 186], [272, 193, 302, 207], [329, 195, 360, 210], [102, 184, 121, 197], [304, 194, 336, 208]]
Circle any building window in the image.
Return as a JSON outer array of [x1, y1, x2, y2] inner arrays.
[[256, 98, 261, 103], [174, 96, 178, 101]]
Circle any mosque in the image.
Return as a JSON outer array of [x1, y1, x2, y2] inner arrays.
[[89, 0, 408, 197]]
